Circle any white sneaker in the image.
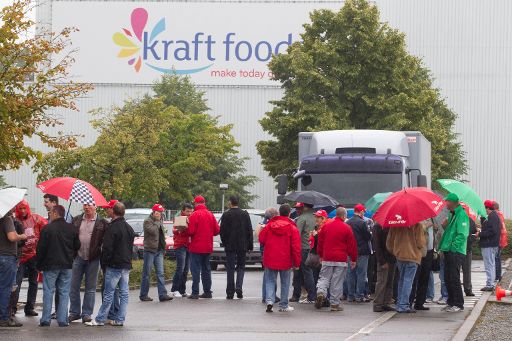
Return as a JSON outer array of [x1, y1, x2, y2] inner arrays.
[[85, 320, 104, 326], [299, 299, 314, 304], [279, 306, 295, 312], [436, 298, 447, 305], [441, 305, 453, 311], [172, 291, 182, 298], [445, 306, 463, 313]]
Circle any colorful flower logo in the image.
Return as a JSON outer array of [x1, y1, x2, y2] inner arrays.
[[112, 8, 165, 73]]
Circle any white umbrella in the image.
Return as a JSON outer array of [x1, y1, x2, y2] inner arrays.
[[0, 187, 27, 218]]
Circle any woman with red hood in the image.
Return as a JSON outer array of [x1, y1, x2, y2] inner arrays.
[[13, 200, 47, 317]]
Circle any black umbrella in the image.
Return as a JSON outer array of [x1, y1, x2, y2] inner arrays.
[[283, 191, 339, 207]]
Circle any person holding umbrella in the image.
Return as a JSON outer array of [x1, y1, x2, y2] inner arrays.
[[438, 193, 469, 312]]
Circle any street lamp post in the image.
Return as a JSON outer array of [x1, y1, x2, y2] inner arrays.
[[219, 183, 229, 212]]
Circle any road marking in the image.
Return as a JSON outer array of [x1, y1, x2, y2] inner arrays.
[[344, 311, 396, 340]]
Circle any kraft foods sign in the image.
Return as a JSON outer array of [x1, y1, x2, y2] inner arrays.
[[51, 1, 343, 86]]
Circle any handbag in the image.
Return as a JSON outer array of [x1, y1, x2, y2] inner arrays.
[[431, 250, 440, 272], [305, 251, 321, 269]]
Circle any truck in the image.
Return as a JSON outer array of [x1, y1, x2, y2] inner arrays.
[[277, 130, 431, 211]]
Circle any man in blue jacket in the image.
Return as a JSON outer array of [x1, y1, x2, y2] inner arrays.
[[478, 200, 501, 291]]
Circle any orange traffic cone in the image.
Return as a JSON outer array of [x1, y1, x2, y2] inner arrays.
[[495, 286, 512, 301]]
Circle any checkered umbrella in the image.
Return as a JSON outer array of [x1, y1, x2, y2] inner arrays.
[[37, 177, 108, 207]]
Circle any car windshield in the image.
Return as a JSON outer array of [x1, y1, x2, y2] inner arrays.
[[124, 213, 150, 221], [249, 214, 263, 229], [127, 220, 144, 235], [301, 173, 402, 207]]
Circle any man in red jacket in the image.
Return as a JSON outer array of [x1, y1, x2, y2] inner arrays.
[[315, 207, 357, 312], [259, 204, 301, 313], [187, 196, 220, 299]]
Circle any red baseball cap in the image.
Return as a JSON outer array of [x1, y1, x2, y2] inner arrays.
[[152, 203, 165, 212], [101, 200, 118, 209], [194, 195, 205, 204], [484, 200, 494, 209], [354, 203, 366, 212], [294, 202, 304, 208], [314, 210, 328, 218]]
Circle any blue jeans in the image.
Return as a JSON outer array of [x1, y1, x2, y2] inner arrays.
[[69, 257, 100, 318], [348, 255, 369, 300], [41, 269, 72, 325], [190, 253, 212, 296], [427, 271, 435, 300], [396, 261, 418, 312], [171, 247, 189, 294], [140, 250, 167, 299], [96, 267, 129, 324], [439, 257, 448, 300], [226, 250, 246, 296], [0, 255, 17, 321], [101, 269, 119, 321], [265, 268, 291, 309], [481, 247, 498, 287], [292, 250, 316, 301]]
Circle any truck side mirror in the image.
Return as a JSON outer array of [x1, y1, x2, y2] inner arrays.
[[301, 175, 312, 187], [417, 175, 428, 188], [277, 195, 286, 205], [277, 174, 288, 195]]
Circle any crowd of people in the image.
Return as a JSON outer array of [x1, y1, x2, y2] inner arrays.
[[0, 192, 508, 328]]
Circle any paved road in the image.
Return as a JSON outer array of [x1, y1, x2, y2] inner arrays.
[[1, 261, 491, 341]]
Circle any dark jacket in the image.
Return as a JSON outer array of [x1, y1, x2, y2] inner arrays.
[[373, 223, 396, 266], [220, 207, 253, 252], [13, 218, 26, 259], [479, 210, 501, 248], [143, 214, 166, 253], [101, 217, 135, 269], [347, 215, 372, 256], [36, 218, 80, 271], [72, 214, 108, 261], [466, 218, 477, 251]]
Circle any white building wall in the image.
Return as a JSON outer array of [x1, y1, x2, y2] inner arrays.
[[3, 0, 512, 216]]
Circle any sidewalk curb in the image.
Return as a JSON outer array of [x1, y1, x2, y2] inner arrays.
[[452, 257, 512, 341]]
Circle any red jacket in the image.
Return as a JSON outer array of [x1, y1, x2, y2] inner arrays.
[[497, 210, 509, 248], [15, 200, 48, 263], [187, 205, 220, 254], [259, 216, 301, 270], [317, 217, 358, 263], [173, 213, 190, 250]]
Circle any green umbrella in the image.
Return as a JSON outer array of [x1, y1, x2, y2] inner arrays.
[[365, 192, 393, 213], [436, 179, 487, 218]]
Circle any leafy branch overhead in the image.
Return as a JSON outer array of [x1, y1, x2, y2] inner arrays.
[[35, 75, 258, 210], [257, 0, 466, 186], [0, 0, 93, 170]]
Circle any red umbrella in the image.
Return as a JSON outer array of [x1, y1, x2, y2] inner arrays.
[[373, 187, 445, 228], [37, 177, 108, 207]]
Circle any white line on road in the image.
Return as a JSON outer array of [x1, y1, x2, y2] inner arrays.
[[344, 311, 396, 341]]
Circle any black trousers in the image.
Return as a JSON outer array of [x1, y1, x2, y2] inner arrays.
[[444, 251, 465, 309], [410, 250, 433, 307], [14, 258, 38, 313]]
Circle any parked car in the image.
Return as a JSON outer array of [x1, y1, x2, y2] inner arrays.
[[210, 209, 265, 270], [131, 219, 174, 260], [125, 208, 153, 222]]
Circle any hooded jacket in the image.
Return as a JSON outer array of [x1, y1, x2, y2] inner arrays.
[[188, 204, 220, 254], [143, 213, 166, 253], [72, 214, 108, 261], [15, 200, 48, 263], [439, 204, 470, 255], [317, 217, 358, 263], [258, 216, 301, 270]]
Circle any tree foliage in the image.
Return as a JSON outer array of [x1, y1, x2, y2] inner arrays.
[[35, 75, 257, 210], [257, 0, 467, 186], [0, 0, 93, 170]]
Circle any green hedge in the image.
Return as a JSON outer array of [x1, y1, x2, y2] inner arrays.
[[472, 219, 512, 257], [97, 259, 177, 289]]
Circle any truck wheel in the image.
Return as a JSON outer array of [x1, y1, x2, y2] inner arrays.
[[210, 262, 218, 271]]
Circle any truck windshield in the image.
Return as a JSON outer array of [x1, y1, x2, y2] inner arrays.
[[301, 173, 402, 207]]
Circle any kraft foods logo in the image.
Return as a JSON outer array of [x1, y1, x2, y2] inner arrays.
[[112, 8, 292, 74], [388, 214, 406, 226]]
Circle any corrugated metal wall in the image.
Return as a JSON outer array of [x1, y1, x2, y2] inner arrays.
[[3, 0, 511, 216]]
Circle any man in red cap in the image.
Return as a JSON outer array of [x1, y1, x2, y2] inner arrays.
[[187, 196, 220, 299], [102, 200, 119, 222], [139, 204, 172, 302], [346, 204, 372, 303], [478, 200, 502, 291]]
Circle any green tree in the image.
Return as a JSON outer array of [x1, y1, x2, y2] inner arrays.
[[257, 0, 466, 186], [35, 75, 257, 210], [0, 175, 6, 188], [0, 0, 92, 170]]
